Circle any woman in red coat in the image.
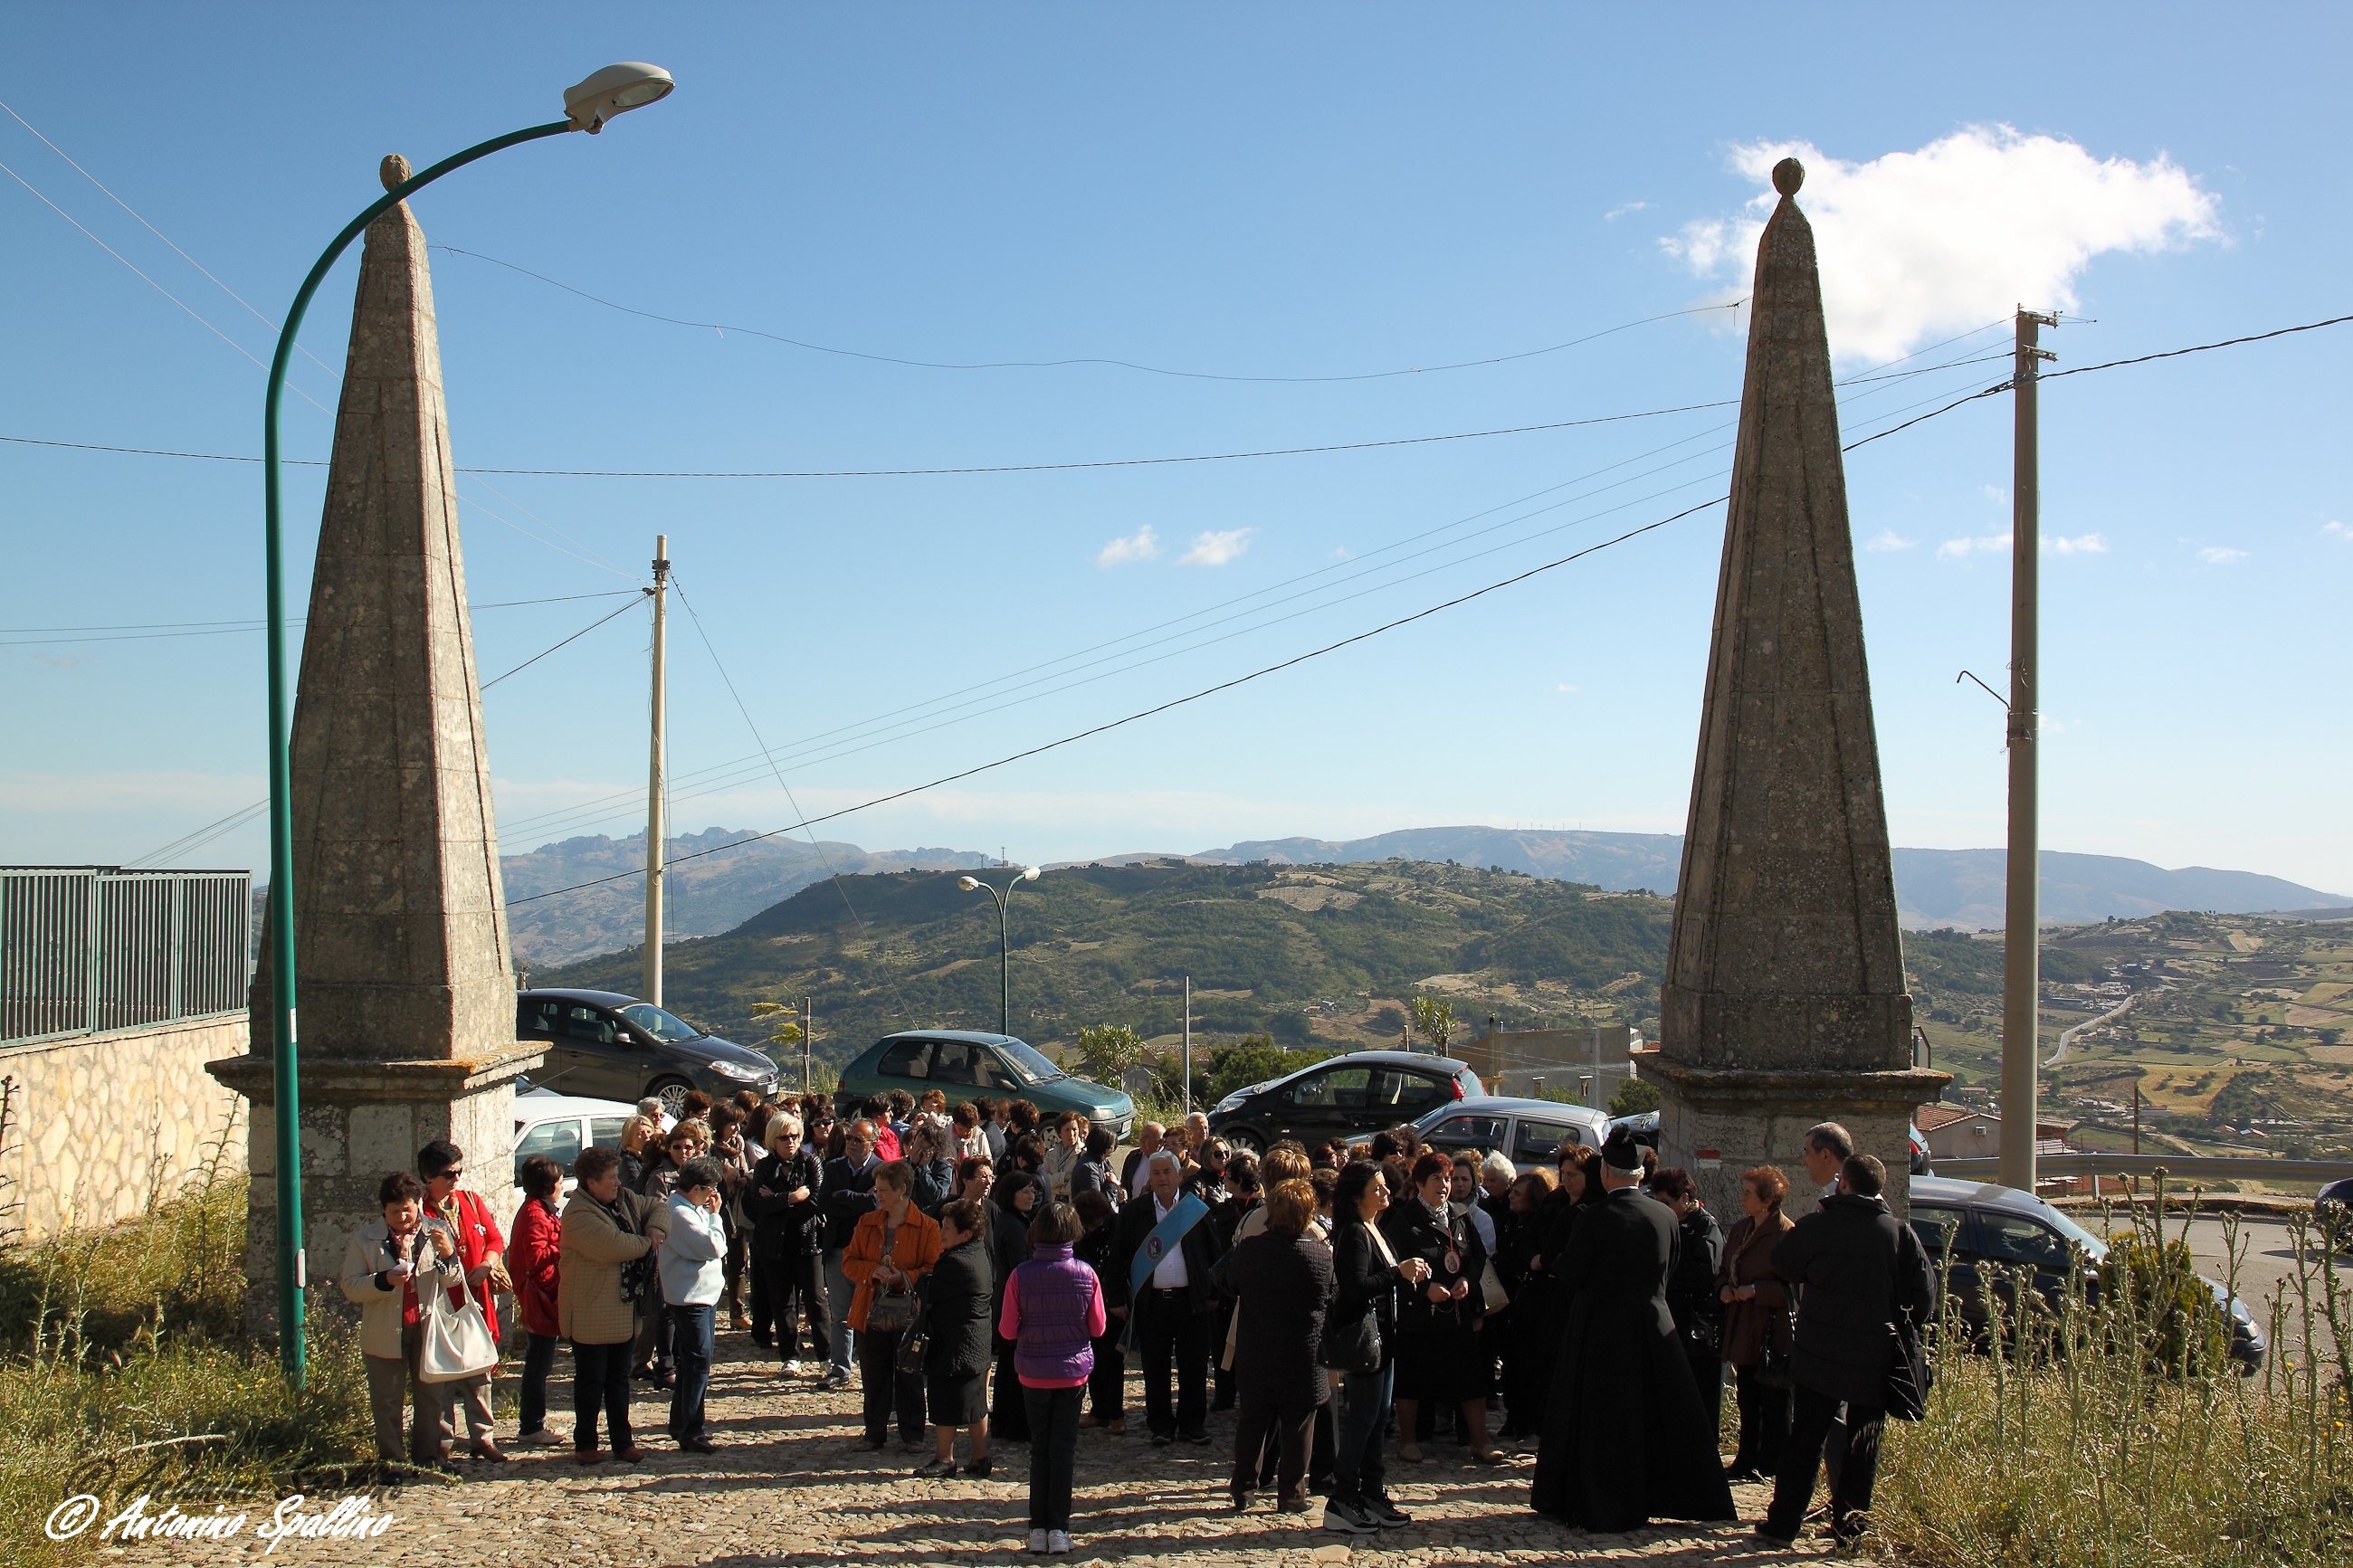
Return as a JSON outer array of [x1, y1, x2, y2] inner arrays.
[[509, 1155, 567, 1447]]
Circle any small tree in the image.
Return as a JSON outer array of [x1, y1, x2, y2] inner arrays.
[[1608, 1077, 1662, 1117], [749, 1001, 804, 1058], [1078, 1022, 1147, 1085], [1410, 994, 1458, 1052]]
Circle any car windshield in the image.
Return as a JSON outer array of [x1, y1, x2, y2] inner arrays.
[[617, 1003, 701, 1042], [2033, 1201, 2110, 1261], [993, 1037, 1065, 1086]]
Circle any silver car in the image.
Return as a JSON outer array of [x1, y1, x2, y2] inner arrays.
[[1414, 1095, 1612, 1174]]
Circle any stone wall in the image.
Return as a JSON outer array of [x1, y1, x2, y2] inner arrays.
[[0, 1014, 250, 1241]]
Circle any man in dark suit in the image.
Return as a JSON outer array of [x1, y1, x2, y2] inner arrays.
[[1757, 1153, 1935, 1548], [1114, 1149, 1226, 1445], [1529, 1129, 1737, 1531]]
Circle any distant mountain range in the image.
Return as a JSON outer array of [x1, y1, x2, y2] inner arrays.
[[502, 829, 994, 969], [507, 823, 2348, 967]]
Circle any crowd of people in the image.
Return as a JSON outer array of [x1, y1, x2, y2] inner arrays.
[[338, 1090, 1933, 1554]]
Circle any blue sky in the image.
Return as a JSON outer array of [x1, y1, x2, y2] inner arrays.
[[5, 5, 2348, 896]]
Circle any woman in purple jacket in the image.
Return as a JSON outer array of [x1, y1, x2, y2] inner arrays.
[[1000, 1202, 1106, 1557]]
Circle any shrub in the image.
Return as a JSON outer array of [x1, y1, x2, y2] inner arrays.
[[1606, 1078, 1661, 1117], [1206, 1041, 1333, 1101]]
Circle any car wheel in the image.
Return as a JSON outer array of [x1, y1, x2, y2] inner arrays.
[[649, 1077, 693, 1118], [1222, 1126, 1266, 1157]]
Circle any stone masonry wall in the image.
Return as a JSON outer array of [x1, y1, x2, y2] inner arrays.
[[0, 1015, 251, 1242]]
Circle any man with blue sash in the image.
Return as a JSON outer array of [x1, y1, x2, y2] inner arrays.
[[1114, 1150, 1224, 1445]]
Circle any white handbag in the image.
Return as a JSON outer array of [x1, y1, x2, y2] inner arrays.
[[417, 1278, 499, 1383]]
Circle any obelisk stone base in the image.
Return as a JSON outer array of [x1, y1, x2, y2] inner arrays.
[[207, 1047, 539, 1343], [1651, 1060, 1947, 1220]]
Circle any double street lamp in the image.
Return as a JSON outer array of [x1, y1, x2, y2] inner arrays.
[[959, 867, 1042, 1037], [260, 62, 674, 1387]]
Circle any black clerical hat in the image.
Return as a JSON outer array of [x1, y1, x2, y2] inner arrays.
[[1600, 1128, 1644, 1171]]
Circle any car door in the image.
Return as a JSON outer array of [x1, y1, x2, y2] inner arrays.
[[929, 1039, 986, 1090], [512, 1115, 587, 1202], [1975, 1208, 2089, 1331], [1423, 1112, 1507, 1160], [519, 996, 594, 1094], [1908, 1202, 1982, 1344], [557, 1003, 641, 1099], [1273, 1064, 1366, 1144], [873, 1036, 933, 1095], [1371, 1067, 1451, 1125], [1510, 1115, 1585, 1171]]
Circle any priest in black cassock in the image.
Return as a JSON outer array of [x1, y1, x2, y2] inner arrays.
[[1528, 1130, 1737, 1531]]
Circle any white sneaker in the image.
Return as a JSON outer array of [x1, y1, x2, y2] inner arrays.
[[1026, 1529, 1049, 1554], [1046, 1531, 1073, 1555], [513, 1427, 567, 1449], [780, 1360, 803, 1375]]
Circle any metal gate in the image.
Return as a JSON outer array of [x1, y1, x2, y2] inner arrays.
[[1, 867, 253, 1046]]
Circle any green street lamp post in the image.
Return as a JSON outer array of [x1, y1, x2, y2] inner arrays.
[[958, 866, 1042, 1037], [260, 62, 674, 1388]]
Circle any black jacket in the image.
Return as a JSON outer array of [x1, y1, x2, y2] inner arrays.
[[1114, 1187, 1227, 1313], [1075, 1221, 1130, 1324], [1330, 1218, 1408, 1361], [817, 1154, 880, 1251], [743, 1147, 825, 1259], [1225, 1231, 1335, 1407], [1771, 1191, 1936, 1408], [1378, 1196, 1488, 1335], [1665, 1205, 1726, 1354], [1072, 1155, 1120, 1207], [923, 1235, 994, 1380]]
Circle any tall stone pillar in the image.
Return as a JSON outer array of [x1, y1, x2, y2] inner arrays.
[[1650, 159, 1947, 1219], [209, 157, 542, 1339]]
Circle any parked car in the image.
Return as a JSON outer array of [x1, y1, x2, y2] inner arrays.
[[1605, 1108, 1660, 1149], [517, 988, 780, 1117], [834, 1030, 1135, 1143], [1206, 1050, 1483, 1156], [1910, 1120, 1932, 1175], [1415, 1096, 1611, 1173], [511, 1089, 638, 1206], [1906, 1174, 2265, 1373]]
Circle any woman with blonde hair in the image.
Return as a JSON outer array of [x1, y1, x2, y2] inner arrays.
[[1715, 1164, 1796, 1481]]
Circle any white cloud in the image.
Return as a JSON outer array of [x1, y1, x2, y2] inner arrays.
[[1605, 200, 1651, 222], [1938, 531, 2010, 561], [1094, 525, 1159, 568], [1662, 126, 2222, 362], [1557, 683, 1580, 694], [1865, 528, 1917, 553], [2323, 521, 2350, 541], [2197, 546, 2248, 565], [1938, 529, 2107, 561], [1176, 527, 1253, 566]]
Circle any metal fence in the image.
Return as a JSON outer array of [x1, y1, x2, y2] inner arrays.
[[1, 867, 252, 1046]]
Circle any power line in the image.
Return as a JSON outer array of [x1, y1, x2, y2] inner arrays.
[[433, 242, 1748, 385], [480, 596, 646, 691], [2040, 313, 2353, 381], [0, 589, 640, 645]]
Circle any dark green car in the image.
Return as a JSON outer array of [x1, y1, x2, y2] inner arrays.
[[834, 1030, 1135, 1142]]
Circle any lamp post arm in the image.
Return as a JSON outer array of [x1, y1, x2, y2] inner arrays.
[[260, 118, 574, 1393]]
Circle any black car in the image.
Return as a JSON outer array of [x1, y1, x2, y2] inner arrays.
[[1205, 1050, 1484, 1156], [517, 988, 779, 1116], [1906, 1174, 2265, 1372]]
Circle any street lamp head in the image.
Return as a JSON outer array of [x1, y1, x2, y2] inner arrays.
[[1021, 866, 1043, 882], [957, 876, 981, 892], [563, 62, 676, 134]]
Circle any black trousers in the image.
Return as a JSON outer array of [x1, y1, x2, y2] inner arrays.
[[1232, 1388, 1318, 1499], [860, 1326, 926, 1442], [1086, 1328, 1125, 1420], [570, 1338, 634, 1452], [992, 1343, 1033, 1440], [1024, 1383, 1085, 1532], [1691, 1354, 1724, 1445], [1135, 1288, 1210, 1439], [1731, 1364, 1792, 1477], [1767, 1383, 1884, 1540], [765, 1250, 831, 1364]]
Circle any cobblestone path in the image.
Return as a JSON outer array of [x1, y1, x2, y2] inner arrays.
[[103, 1335, 1853, 1566]]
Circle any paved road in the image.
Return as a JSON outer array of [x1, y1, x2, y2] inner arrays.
[[2044, 993, 2137, 1069], [2172, 1213, 2353, 1358]]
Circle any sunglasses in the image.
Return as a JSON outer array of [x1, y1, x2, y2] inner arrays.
[[432, 1168, 463, 1181]]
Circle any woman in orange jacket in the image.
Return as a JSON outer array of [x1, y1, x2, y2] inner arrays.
[[843, 1160, 944, 1449]]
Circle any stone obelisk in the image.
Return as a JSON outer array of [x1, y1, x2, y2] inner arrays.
[[1649, 159, 1947, 1218], [210, 157, 542, 1337]]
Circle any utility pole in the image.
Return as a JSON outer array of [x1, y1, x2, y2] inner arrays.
[[2132, 1083, 2140, 1155], [1489, 1013, 1499, 1093], [1998, 310, 2057, 1194], [801, 995, 812, 1095], [642, 534, 670, 1006], [1182, 976, 1193, 1115]]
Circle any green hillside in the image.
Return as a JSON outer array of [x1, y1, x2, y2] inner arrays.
[[537, 858, 1670, 1069]]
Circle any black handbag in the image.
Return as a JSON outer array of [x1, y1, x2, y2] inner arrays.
[[1756, 1299, 1797, 1389], [866, 1288, 919, 1336], [895, 1295, 931, 1374]]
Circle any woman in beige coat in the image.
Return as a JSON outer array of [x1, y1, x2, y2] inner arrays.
[[338, 1171, 470, 1471], [559, 1145, 656, 1464]]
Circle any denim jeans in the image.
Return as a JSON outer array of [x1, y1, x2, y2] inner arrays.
[[1329, 1361, 1394, 1508], [1023, 1383, 1085, 1531], [519, 1332, 560, 1436], [824, 1249, 857, 1375], [571, 1339, 634, 1452], [668, 1303, 715, 1440]]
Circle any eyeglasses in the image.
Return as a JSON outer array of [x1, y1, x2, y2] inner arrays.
[[433, 1168, 463, 1182]]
